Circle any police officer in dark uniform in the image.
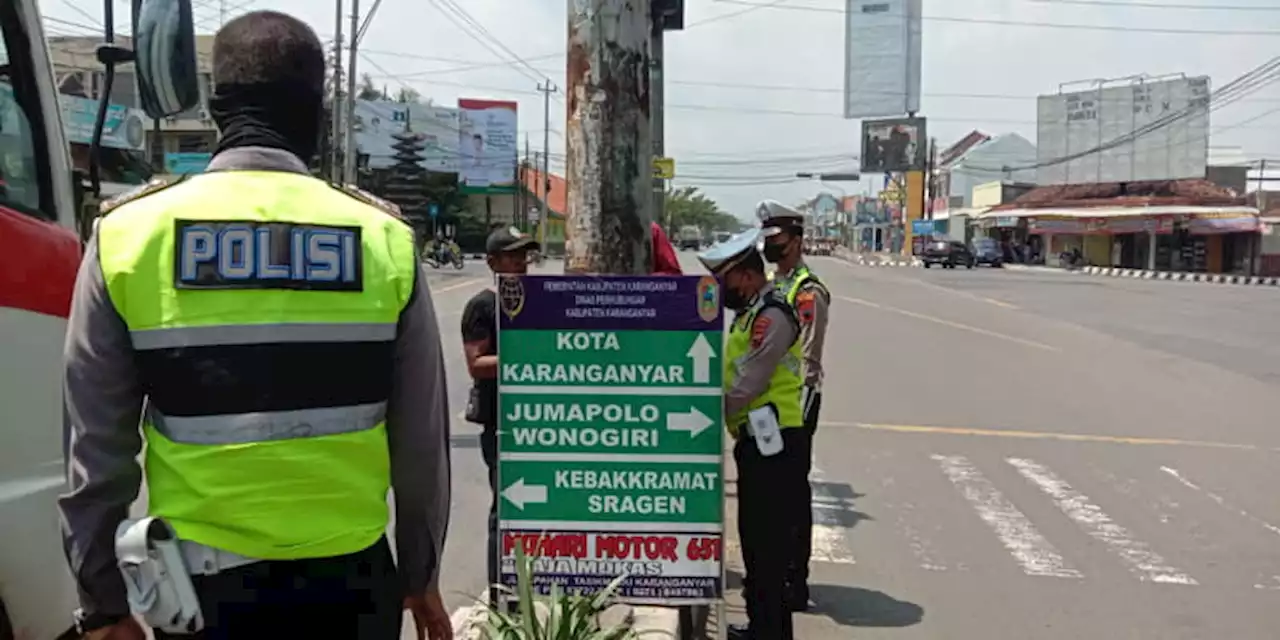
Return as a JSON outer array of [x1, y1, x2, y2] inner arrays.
[[699, 230, 807, 640], [757, 200, 831, 612]]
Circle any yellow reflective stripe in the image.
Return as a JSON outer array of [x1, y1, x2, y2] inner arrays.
[[131, 322, 397, 349], [147, 402, 387, 445]]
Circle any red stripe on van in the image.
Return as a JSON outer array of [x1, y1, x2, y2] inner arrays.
[[0, 204, 81, 318]]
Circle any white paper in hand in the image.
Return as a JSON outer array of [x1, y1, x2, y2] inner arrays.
[[747, 406, 784, 457]]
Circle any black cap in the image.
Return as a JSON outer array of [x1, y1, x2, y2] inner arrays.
[[485, 226, 541, 256]]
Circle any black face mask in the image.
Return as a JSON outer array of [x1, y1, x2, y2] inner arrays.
[[723, 282, 757, 311], [763, 242, 789, 263]]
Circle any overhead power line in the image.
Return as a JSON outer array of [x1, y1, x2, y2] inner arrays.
[[713, 0, 1280, 36]]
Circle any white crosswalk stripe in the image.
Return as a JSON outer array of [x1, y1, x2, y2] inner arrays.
[[932, 454, 1083, 579], [1008, 457, 1197, 585], [810, 461, 856, 565], [729, 450, 1279, 592]]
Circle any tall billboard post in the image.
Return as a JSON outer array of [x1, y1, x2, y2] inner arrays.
[[496, 274, 725, 606], [845, 0, 923, 256]]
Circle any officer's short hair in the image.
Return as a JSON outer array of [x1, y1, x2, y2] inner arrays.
[[212, 11, 325, 91]]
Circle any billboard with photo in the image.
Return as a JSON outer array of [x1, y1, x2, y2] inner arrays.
[[860, 117, 927, 173], [458, 98, 519, 194], [1035, 75, 1210, 185], [354, 100, 461, 172], [843, 0, 922, 119]]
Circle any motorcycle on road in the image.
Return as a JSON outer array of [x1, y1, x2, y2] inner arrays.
[[424, 241, 465, 270]]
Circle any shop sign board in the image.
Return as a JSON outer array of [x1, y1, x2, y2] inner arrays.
[[496, 274, 725, 604]]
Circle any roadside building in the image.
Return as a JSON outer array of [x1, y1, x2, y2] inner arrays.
[[978, 179, 1260, 274], [519, 167, 567, 255], [50, 35, 218, 174]]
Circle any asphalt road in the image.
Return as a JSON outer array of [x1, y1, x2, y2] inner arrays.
[[426, 253, 1280, 638]]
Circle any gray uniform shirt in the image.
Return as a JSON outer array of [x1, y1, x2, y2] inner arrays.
[[775, 262, 830, 388], [58, 147, 452, 616], [724, 287, 801, 419]]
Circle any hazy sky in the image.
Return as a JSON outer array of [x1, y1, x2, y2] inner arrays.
[[46, 0, 1280, 218]]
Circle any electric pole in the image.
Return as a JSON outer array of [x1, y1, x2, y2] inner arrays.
[[564, 0, 652, 275], [329, 0, 344, 183], [536, 80, 556, 251], [651, 16, 666, 232], [342, 0, 361, 186]]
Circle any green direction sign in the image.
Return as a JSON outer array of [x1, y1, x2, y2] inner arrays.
[[500, 329, 723, 389], [498, 459, 722, 523], [499, 392, 721, 455]]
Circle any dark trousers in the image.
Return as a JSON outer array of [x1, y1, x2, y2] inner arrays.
[[786, 391, 822, 596], [481, 425, 500, 604], [735, 427, 809, 640], [155, 537, 401, 640]]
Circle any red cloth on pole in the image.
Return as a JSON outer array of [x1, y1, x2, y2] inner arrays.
[[651, 222, 683, 275]]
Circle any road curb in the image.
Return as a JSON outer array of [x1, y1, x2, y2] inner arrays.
[[834, 250, 922, 268], [1003, 263, 1280, 287], [1079, 265, 1280, 286]]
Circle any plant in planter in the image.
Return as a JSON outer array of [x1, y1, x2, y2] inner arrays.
[[468, 544, 650, 640]]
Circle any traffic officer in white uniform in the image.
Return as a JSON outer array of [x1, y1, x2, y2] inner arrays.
[[756, 199, 831, 612], [699, 230, 806, 640]]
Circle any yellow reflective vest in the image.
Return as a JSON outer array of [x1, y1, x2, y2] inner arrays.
[[723, 292, 805, 437], [96, 169, 416, 560]]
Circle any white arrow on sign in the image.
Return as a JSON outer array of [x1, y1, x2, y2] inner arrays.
[[686, 334, 717, 384], [502, 478, 548, 510], [666, 407, 715, 438]]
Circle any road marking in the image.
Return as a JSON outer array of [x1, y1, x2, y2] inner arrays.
[[1008, 457, 1197, 585], [835, 295, 1060, 352], [431, 277, 484, 293], [981, 296, 1019, 309], [932, 455, 1082, 579], [1161, 466, 1280, 538], [810, 461, 856, 565], [831, 421, 1265, 452]]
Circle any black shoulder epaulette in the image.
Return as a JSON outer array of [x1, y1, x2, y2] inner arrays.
[[99, 175, 188, 215], [333, 183, 406, 221]]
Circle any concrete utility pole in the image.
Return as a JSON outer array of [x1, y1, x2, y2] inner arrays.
[[565, 0, 653, 275], [537, 80, 556, 250], [329, 0, 344, 183], [650, 17, 666, 231], [342, 0, 361, 186]]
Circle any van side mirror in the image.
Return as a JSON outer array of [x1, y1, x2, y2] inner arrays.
[[134, 0, 201, 119]]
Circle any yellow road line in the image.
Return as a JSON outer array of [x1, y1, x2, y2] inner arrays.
[[836, 295, 1061, 352], [431, 277, 484, 293], [981, 296, 1019, 309], [825, 421, 1266, 452]]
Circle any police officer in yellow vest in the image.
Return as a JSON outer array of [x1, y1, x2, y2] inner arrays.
[[756, 200, 831, 613], [698, 230, 806, 640], [58, 12, 452, 640]]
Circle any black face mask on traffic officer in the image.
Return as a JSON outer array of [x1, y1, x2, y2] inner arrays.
[[208, 81, 324, 162]]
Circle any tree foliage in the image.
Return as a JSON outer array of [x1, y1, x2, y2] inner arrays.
[[357, 73, 383, 100], [665, 186, 742, 232], [395, 87, 422, 104]]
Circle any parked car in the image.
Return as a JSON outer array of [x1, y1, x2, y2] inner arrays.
[[971, 238, 1003, 267], [922, 240, 975, 269]]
